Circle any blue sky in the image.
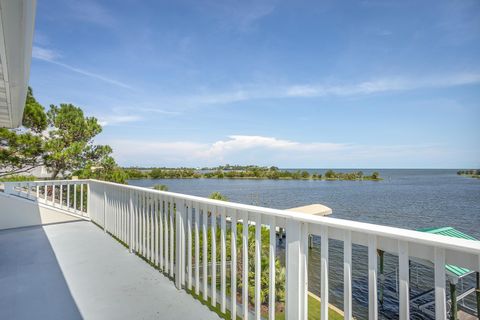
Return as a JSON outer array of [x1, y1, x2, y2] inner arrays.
[[30, 0, 480, 168]]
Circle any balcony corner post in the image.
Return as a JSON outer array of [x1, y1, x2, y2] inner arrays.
[[86, 182, 91, 217], [285, 218, 307, 320]]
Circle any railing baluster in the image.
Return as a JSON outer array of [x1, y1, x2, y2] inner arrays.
[[164, 195, 169, 274], [242, 210, 249, 320], [398, 240, 409, 320], [231, 210, 237, 320], [320, 225, 329, 320], [368, 235, 378, 320], [129, 190, 134, 253], [52, 184, 56, 207], [67, 184, 70, 209], [195, 203, 200, 295], [59, 185, 62, 207], [202, 203, 208, 300], [434, 247, 446, 320], [149, 195, 153, 261], [255, 212, 261, 320], [220, 207, 226, 313], [268, 216, 276, 320], [123, 190, 127, 241], [159, 195, 164, 270], [114, 188, 118, 237], [142, 193, 146, 257], [155, 195, 159, 266], [134, 191, 138, 251], [169, 197, 174, 278], [175, 198, 186, 289], [80, 184, 83, 213], [74, 184, 77, 211], [211, 205, 217, 307], [187, 201, 193, 291], [151, 196, 155, 262], [344, 230, 352, 320]]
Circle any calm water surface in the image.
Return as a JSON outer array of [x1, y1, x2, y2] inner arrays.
[[129, 169, 480, 319]]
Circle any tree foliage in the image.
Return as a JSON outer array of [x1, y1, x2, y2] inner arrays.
[[44, 104, 105, 178], [1, 87, 122, 182], [1, 88, 46, 177]]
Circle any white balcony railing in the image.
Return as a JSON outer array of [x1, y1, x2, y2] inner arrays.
[[4, 179, 480, 320]]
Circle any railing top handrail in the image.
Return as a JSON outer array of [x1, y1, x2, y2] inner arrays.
[[86, 179, 480, 256], [5, 179, 90, 184]]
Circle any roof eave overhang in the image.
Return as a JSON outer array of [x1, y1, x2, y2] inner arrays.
[[0, 0, 36, 128]]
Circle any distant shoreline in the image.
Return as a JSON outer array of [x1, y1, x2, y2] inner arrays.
[[123, 166, 383, 181]]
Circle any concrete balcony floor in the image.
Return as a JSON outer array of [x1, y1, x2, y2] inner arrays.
[[0, 220, 220, 320]]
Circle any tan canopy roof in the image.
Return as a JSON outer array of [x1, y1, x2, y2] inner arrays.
[[287, 204, 332, 216]]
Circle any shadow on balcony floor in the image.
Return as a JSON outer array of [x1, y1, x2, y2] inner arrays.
[[0, 220, 220, 320]]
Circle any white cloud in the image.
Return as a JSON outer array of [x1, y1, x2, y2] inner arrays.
[[32, 45, 133, 90], [103, 135, 450, 167], [203, 0, 276, 32], [32, 46, 60, 61], [97, 115, 143, 127], [66, 0, 116, 27], [160, 72, 480, 109], [284, 74, 480, 98]]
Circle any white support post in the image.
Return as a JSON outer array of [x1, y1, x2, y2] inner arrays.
[[195, 203, 200, 295], [285, 219, 307, 320], [52, 184, 56, 207], [398, 240, 409, 320], [211, 205, 217, 307], [80, 184, 84, 213], [202, 204, 208, 300], [368, 235, 378, 320], [187, 202, 193, 290], [159, 196, 164, 270], [175, 199, 185, 289], [74, 184, 77, 211], [344, 230, 353, 320], [242, 211, 249, 320], [255, 212, 262, 320], [129, 190, 134, 253], [269, 216, 276, 320], [220, 207, 226, 313], [86, 183, 90, 216], [59, 185, 63, 207], [169, 197, 174, 278], [155, 195, 159, 266], [434, 247, 447, 320], [320, 225, 329, 320], [231, 210, 237, 320]]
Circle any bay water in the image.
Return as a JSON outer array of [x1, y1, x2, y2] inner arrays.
[[129, 169, 480, 319]]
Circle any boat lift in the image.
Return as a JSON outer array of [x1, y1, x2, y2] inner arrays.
[[378, 227, 480, 320]]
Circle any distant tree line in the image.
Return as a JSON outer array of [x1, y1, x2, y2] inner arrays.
[[457, 169, 480, 178], [122, 165, 382, 181]]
